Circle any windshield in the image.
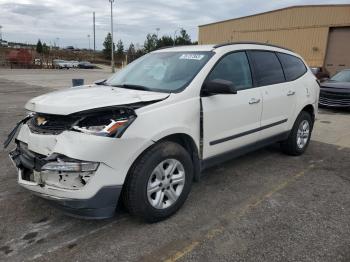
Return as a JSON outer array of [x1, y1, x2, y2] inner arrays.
[[106, 51, 213, 92], [330, 70, 350, 82]]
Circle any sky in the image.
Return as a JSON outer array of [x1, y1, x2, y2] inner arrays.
[[0, 0, 349, 50]]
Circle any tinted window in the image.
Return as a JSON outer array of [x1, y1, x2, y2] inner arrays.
[[207, 52, 252, 90], [250, 51, 285, 86], [277, 53, 307, 81]]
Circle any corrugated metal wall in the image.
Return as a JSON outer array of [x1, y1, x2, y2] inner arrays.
[[198, 5, 350, 67]]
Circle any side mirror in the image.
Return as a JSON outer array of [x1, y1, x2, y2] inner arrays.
[[201, 79, 237, 96]]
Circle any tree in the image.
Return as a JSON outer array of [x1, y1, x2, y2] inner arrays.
[[135, 48, 146, 58], [42, 43, 50, 54], [126, 43, 137, 63], [156, 35, 174, 48], [36, 39, 43, 54], [116, 40, 124, 56], [144, 33, 158, 53], [103, 33, 115, 59], [127, 43, 136, 56], [175, 28, 192, 46]]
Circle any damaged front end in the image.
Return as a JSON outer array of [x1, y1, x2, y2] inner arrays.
[[27, 106, 137, 138], [10, 142, 99, 190], [5, 106, 139, 191]]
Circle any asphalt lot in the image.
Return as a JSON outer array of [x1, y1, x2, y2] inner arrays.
[[0, 69, 350, 262]]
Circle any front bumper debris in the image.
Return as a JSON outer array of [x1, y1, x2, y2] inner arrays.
[[9, 142, 121, 219], [10, 142, 99, 190], [7, 122, 153, 219]]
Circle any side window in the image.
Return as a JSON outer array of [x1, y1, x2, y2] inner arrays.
[[277, 53, 307, 81], [207, 52, 252, 90], [250, 51, 285, 86]]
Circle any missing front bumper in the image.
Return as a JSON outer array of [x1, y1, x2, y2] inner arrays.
[[10, 142, 99, 190]]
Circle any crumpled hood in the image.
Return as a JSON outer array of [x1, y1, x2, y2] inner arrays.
[[25, 85, 170, 115]]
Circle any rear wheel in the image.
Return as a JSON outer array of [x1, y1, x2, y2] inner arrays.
[[281, 111, 313, 156], [123, 141, 193, 223]]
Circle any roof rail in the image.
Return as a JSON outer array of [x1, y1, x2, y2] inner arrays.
[[213, 41, 293, 52], [156, 46, 173, 50]]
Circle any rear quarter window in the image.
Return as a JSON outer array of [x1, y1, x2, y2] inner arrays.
[[277, 53, 307, 81]]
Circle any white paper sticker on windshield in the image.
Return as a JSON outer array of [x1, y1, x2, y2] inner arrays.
[[179, 54, 205, 60]]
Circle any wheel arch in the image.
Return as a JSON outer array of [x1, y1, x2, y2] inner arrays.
[[157, 133, 201, 181], [301, 104, 315, 127], [124, 133, 201, 189]]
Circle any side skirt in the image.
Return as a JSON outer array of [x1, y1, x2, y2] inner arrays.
[[200, 132, 289, 172]]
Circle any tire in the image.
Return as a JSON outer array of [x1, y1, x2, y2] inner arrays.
[[281, 111, 313, 156], [122, 141, 193, 223]]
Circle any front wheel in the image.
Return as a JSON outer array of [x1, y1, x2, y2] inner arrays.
[[122, 141, 193, 223], [281, 111, 313, 156]]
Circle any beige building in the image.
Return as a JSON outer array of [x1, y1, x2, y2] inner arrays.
[[198, 5, 350, 75]]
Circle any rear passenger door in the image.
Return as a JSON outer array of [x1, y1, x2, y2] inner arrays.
[[248, 50, 293, 139]]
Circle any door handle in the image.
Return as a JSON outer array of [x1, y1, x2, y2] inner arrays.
[[287, 90, 296, 96], [249, 98, 261, 105]]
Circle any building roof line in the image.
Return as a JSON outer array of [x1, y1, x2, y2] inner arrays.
[[198, 4, 350, 28]]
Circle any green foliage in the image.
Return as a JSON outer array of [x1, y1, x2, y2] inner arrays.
[[127, 43, 136, 56], [103, 33, 115, 59], [141, 28, 193, 54], [175, 28, 192, 46], [135, 48, 146, 57], [101, 28, 194, 60], [43, 43, 50, 54], [144, 33, 158, 53], [116, 40, 124, 56], [156, 35, 174, 48], [36, 39, 43, 54]]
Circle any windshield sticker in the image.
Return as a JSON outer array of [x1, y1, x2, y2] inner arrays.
[[179, 54, 205, 60]]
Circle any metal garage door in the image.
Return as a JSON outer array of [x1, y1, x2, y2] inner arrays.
[[325, 27, 350, 76]]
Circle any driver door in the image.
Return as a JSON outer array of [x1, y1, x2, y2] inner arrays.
[[201, 51, 262, 159]]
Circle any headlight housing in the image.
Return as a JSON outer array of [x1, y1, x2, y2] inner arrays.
[[72, 108, 136, 137], [28, 108, 136, 137], [73, 118, 133, 137], [42, 159, 99, 172]]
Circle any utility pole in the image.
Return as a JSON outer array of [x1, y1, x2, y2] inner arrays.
[[87, 34, 91, 50], [109, 0, 115, 73], [93, 12, 96, 58]]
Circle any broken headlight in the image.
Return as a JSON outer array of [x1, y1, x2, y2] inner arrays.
[[42, 160, 99, 172], [72, 110, 136, 137]]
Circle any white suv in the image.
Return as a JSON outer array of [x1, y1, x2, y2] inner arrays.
[[5, 43, 319, 222]]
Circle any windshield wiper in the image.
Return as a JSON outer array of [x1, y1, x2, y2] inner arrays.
[[94, 79, 109, 86], [111, 84, 151, 91]]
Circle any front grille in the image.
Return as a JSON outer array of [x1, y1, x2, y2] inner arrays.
[[319, 90, 350, 107], [28, 114, 80, 135]]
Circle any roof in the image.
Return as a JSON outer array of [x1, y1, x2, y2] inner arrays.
[[199, 4, 350, 27]]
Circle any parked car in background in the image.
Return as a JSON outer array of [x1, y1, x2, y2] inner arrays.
[[310, 67, 329, 82], [53, 59, 72, 69], [319, 69, 350, 108], [5, 43, 319, 222], [70, 61, 79, 68], [78, 61, 94, 69], [34, 58, 41, 65]]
